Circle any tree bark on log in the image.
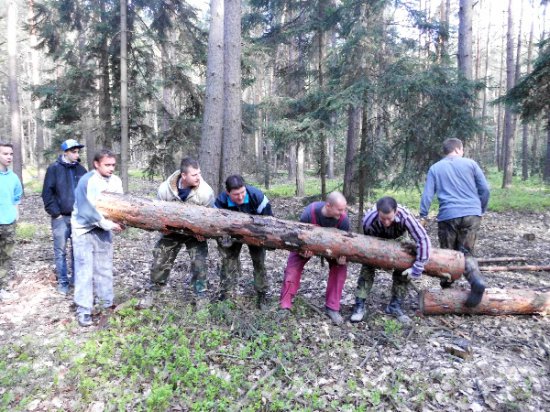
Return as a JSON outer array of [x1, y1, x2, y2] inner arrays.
[[477, 257, 528, 264], [479, 265, 550, 272], [96, 192, 465, 279], [420, 288, 550, 315]]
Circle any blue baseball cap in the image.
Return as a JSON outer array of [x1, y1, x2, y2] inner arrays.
[[60, 139, 85, 151]]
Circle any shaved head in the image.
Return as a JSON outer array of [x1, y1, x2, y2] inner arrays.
[[326, 191, 347, 207], [323, 191, 347, 219]]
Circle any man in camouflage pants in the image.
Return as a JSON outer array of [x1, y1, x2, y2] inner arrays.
[[214, 175, 273, 309], [351, 196, 430, 325], [0, 142, 23, 301], [149, 158, 215, 302]]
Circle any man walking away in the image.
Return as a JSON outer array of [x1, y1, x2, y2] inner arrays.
[[420, 138, 490, 307]]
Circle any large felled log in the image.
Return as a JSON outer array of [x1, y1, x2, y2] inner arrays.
[[420, 288, 550, 315], [96, 192, 465, 279]]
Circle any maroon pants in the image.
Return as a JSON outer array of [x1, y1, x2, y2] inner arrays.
[[279, 251, 347, 311]]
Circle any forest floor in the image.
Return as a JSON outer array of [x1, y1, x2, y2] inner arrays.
[[1, 177, 550, 411]]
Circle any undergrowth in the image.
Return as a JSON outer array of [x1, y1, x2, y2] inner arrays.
[[1, 298, 424, 411]]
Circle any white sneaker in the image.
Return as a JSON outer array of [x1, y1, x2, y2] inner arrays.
[[0, 289, 18, 302]]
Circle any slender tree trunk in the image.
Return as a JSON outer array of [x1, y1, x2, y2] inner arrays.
[[199, 0, 224, 192], [296, 142, 305, 196], [522, 8, 534, 181], [98, 1, 113, 149], [343, 104, 361, 204], [120, 0, 129, 191], [357, 99, 369, 231], [28, 0, 45, 180], [7, 0, 23, 184], [318, 0, 327, 199], [544, 114, 550, 183], [458, 0, 473, 80], [531, 120, 540, 177], [502, 0, 516, 188], [436, 0, 450, 62], [221, 0, 242, 181], [327, 129, 335, 179], [288, 143, 296, 181], [478, 0, 492, 162], [496, 16, 506, 170]]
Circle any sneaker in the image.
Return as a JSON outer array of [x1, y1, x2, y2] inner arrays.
[[385, 297, 411, 325], [256, 292, 269, 310], [77, 313, 93, 327], [325, 307, 344, 326], [350, 298, 366, 323], [57, 284, 69, 295], [0, 289, 18, 302]]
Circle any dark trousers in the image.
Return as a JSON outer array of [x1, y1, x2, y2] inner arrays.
[[437, 215, 481, 255]]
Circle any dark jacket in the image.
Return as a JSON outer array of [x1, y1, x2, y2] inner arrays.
[[214, 185, 273, 216], [42, 155, 87, 217]]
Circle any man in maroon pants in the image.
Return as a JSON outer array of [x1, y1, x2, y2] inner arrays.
[[279, 192, 349, 325]]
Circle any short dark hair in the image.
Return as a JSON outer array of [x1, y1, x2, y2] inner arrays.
[[0, 142, 13, 149], [442, 138, 463, 155], [225, 175, 246, 192], [93, 149, 116, 164], [180, 157, 200, 174], [376, 196, 398, 214]]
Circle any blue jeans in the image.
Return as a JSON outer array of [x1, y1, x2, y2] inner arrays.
[[51, 216, 74, 287], [73, 229, 114, 315]]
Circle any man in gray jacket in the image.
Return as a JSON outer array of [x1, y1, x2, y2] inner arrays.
[[149, 157, 215, 302]]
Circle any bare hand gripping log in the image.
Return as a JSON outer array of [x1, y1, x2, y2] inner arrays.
[[96, 192, 485, 307]]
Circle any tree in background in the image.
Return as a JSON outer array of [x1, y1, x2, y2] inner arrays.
[[7, 0, 23, 186], [504, 37, 550, 183]]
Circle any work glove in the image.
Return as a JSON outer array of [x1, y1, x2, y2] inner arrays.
[[402, 267, 422, 282], [219, 235, 235, 248]]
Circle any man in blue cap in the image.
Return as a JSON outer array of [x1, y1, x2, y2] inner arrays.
[[42, 139, 87, 295]]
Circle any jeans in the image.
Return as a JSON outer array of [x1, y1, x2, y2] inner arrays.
[[51, 216, 74, 287], [280, 251, 347, 311], [73, 229, 114, 315]]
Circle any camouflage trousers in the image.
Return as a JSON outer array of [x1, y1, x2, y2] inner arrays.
[[150, 233, 208, 294], [0, 223, 16, 289], [437, 215, 481, 256], [217, 242, 267, 295], [355, 264, 409, 301]]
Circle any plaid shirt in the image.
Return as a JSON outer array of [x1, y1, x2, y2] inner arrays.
[[362, 206, 431, 276]]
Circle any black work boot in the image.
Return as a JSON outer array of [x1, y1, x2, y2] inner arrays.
[[464, 257, 486, 308], [385, 296, 411, 325], [350, 298, 366, 323]]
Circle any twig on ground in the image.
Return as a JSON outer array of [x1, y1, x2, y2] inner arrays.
[[237, 365, 280, 409], [302, 299, 325, 316]]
